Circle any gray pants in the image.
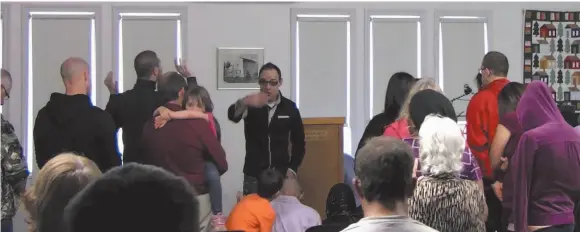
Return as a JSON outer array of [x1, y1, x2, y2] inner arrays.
[[243, 174, 258, 195]]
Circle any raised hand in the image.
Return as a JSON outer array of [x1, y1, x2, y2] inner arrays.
[[174, 58, 192, 77], [243, 92, 269, 108], [104, 71, 118, 94]]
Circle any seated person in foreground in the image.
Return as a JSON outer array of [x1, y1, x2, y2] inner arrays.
[[306, 183, 361, 232], [342, 136, 437, 232], [227, 169, 284, 232], [64, 163, 199, 232], [408, 115, 486, 232], [271, 177, 321, 232], [23, 153, 102, 232]]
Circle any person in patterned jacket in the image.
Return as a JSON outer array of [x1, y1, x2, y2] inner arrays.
[[1, 69, 29, 232]]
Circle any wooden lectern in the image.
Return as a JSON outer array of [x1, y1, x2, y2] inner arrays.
[[297, 117, 345, 219]]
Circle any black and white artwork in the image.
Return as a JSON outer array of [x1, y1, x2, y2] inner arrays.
[[217, 47, 265, 89]]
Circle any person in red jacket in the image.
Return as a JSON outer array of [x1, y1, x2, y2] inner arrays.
[[466, 51, 510, 232]]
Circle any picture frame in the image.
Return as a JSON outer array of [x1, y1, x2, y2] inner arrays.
[[217, 47, 265, 90]]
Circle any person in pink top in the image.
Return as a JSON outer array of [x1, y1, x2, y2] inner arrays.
[[383, 78, 442, 139], [154, 85, 226, 230]]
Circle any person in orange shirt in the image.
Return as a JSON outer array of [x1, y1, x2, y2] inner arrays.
[[466, 51, 510, 232], [226, 169, 284, 232]]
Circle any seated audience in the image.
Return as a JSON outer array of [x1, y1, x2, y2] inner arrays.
[[506, 81, 580, 232], [408, 115, 486, 232], [355, 72, 417, 156], [406, 89, 483, 185], [488, 82, 526, 231], [342, 136, 437, 232], [23, 153, 102, 232], [34, 57, 120, 172], [384, 77, 441, 139], [271, 178, 321, 232], [306, 183, 361, 232], [153, 85, 226, 229], [227, 169, 284, 232], [64, 163, 199, 232], [142, 72, 228, 231]]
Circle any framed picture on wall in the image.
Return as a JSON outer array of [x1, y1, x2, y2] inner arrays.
[[217, 47, 265, 90]]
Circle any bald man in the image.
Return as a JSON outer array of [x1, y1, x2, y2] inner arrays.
[[270, 178, 321, 232], [33, 57, 120, 172]]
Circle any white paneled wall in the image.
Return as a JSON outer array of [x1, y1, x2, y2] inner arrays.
[[2, 3, 580, 232], [291, 9, 354, 125], [365, 10, 427, 118], [436, 11, 491, 119]]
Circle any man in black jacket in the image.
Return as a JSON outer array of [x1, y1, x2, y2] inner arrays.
[[227, 62, 306, 195], [34, 57, 120, 172], [104, 52, 197, 164]]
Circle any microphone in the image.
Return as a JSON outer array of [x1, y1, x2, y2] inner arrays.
[[451, 84, 474, 103], [463, 84, 473, 95]]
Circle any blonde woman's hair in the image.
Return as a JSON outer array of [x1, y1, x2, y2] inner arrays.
[[418, 115, 465, 176], [398, 78, 442, 120], [22, 153, 102, 232]]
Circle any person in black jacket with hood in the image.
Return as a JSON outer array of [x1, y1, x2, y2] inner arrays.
[[34, 57, 121, 172], [227, 62, 306, 195], [104, 53, 198, 165]]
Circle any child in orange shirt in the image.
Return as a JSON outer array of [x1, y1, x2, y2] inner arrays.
[[226, 169, 284, 232]]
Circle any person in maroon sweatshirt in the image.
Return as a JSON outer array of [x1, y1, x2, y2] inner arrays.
[[142, 72, 228, 232]]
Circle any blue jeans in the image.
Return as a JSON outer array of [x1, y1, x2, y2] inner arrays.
[[1, 219, 13, 232], [204, 161, 222, 214]]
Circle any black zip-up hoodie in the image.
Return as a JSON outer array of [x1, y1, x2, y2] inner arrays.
[[33, 93, 121, 172]]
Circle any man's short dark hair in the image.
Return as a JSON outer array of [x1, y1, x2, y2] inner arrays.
[[64, 163, 198, 232], [158, 72, 186, 102], [481, 51, 509, 77], [257, 169, 284, 199], [258, 62, 282, 80], [354, 136, 414, 209], [134, 50, 160, 78]]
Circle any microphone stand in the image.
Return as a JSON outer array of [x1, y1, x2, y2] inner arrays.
[[450, 93, 471, 103], [451, 92, 473, 118]]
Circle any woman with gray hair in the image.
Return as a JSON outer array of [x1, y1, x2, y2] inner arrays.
[[408, 114, 486, 232]]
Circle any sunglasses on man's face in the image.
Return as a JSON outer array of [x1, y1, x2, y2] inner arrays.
[[258, 79, 279, 86], [1, 85, 9, 99]]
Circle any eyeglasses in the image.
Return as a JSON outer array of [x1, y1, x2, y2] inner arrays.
[[258, 78, 279, 86], [1, 85, 9, 100]]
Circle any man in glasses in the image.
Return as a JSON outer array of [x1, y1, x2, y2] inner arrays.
[[466, 51, 510, 232], [228, 62, 305, 196], [1, 69, 29, 232]]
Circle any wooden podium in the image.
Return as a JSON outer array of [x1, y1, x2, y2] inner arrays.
[[297, 117, 345, 219]]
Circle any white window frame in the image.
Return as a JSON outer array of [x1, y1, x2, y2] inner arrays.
[[22, 5, 101, 172], [434, 10, 492, 92], [363, 9, 427, 122], [112, 6, 187, 159], [112, 6, 188, 93], [290, 8, 356, 155]]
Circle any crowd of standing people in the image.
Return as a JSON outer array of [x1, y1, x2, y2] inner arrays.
[[1, 50, 580, 232]]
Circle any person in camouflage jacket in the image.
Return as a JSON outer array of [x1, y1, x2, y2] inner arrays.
[[1, 69, 29, 232]]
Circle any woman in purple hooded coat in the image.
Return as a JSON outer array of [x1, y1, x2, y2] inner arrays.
[[508, 81, 580, 232]]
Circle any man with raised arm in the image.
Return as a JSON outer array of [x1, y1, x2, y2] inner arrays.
[[227, 62, 305, 195]]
